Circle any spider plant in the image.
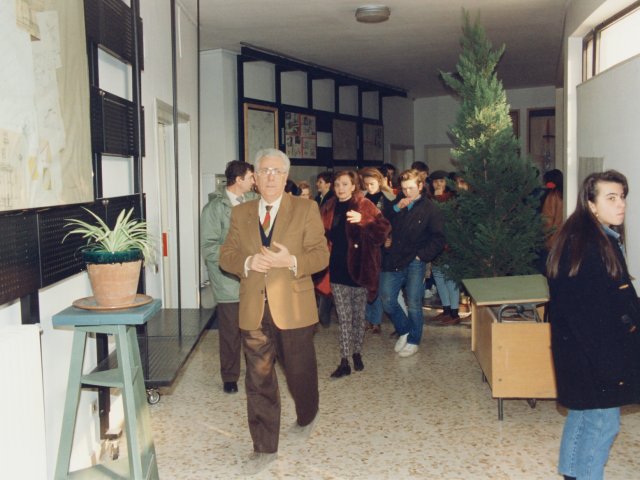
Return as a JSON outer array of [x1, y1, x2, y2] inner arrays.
[[63, 207, 154, 263]]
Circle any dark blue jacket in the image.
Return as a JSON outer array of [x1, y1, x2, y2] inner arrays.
[[548, 234, 640, 409], [381, 195, 445, 271]]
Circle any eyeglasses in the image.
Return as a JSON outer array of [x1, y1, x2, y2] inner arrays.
[[256, 168, 288, 177]]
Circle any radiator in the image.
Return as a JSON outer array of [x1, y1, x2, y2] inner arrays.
[[0, 325, 47, 479]]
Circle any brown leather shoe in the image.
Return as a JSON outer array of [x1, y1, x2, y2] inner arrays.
[[440, 316, 461, 326], [429, 312, 452, 323], [371, 325, 381, 334]]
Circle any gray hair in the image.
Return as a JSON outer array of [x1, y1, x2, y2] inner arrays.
[[254, 148, 290, 171]]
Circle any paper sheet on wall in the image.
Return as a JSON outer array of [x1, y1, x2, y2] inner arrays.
[[0, 0, 92, 211]]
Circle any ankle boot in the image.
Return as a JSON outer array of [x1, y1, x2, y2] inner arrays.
[[330, 358, 351, 378], [352, 353, 364, 371]]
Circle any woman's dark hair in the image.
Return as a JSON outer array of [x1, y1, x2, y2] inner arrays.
[[285, 179, 301, 195], [543, 169, 564, 198], [546, 170, 628, 279]]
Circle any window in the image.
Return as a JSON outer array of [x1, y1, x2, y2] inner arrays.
[[582, 2, 640, 80]]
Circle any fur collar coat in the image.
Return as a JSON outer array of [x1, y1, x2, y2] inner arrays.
[[321, 192, 391, 301]]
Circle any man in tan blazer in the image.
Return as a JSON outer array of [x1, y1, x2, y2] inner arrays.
[[220, 148, 329, 475]]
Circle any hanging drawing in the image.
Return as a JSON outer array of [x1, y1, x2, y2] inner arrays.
[[284, 112, 316, 159]]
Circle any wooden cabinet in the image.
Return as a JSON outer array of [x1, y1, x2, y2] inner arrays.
[[463, 274, 557, 419]]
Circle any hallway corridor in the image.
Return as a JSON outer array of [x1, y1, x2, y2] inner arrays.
[[148, 317, 640, 479]]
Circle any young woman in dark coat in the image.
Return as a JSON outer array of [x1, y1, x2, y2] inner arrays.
[[320, 170, 391, 378], [546, 170, 640, 480], [361, 167, 396, 333]]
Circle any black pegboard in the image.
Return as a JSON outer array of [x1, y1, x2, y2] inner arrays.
[[0, 213, 40, 305], [38, 205, 101, 287]]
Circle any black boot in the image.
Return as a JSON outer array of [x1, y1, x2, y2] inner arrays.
[[563, 476, 576, 480], [352, 353, 364, 371], [330, 358, 351, 378]]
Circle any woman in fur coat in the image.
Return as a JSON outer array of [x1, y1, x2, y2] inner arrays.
[[320, 170, 390, 378]]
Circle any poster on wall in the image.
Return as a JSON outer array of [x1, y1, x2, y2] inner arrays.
[[0, 0, 93, 212], [363, 124, 384, 161], [244, 103, 278, 163], [332, 119, 357, 160], [284, 112, 316, 159]]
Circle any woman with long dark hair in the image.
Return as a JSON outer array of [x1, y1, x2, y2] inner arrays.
[[320, 170, 390, 377], [546, 170, 640, 480]]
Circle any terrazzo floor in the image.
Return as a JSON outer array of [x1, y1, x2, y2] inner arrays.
[[147, 311, 640, 479]]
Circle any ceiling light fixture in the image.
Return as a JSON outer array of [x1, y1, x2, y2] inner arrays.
[[355, 5, 391, 24]]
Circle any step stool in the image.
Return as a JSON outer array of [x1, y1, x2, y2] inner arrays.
[[53, 299, 161, 479]]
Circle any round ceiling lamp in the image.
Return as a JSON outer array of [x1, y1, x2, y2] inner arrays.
[[355, 5, 391, 23]]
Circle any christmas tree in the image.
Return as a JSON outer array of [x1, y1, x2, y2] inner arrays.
[[438, 12, 543, 282]]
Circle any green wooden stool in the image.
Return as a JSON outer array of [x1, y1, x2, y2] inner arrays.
[[53, 299, 161, 479]]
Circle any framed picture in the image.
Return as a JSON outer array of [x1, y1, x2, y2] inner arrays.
[[509, 110, 520, 138], [332, 119, 357, 160], [363, 124, 384, 161], [284, 111, 316, 159], [243, 103, 278, 163]]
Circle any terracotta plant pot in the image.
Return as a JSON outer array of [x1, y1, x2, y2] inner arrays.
[[83, 250, 143, 307], [86, 260, 142, 307]]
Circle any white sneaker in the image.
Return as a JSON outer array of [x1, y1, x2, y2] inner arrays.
[[423, 286, 437, 299], [398, 343, 419, 357], [394, 333, 409, 352]]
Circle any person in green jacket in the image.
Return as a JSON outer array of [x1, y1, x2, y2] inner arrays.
[[201, 160, 256, 393]]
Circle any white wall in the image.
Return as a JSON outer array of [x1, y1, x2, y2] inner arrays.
[[576, 55, 640, 286], [200, 49, 239, 182], [413, 86, 559, 171], [140, 1, 200, 307]]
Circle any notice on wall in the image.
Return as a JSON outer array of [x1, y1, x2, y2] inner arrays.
[[284, 112, 316, 159], [0, 0, 93, 212]]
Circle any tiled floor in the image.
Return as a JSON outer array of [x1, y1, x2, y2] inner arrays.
[[148, 312, 640, 479]]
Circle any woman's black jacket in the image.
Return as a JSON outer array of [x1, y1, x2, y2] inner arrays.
[[548, 234, 640, 409]]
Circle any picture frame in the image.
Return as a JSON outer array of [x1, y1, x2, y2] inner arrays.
[[363, 123, 384, 161], [509, 110, 520, 138], [243, 103, 278, 163], [332, 119, 357, 160]]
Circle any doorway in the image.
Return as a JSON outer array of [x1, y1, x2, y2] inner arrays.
[[156, 100, 198, 308]]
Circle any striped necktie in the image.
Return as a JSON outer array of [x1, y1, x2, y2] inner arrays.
[[236, 196, 243, 204], [262, 205, 272, 234]]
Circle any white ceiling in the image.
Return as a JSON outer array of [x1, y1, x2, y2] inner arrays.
[[182, 0, 569, 98]]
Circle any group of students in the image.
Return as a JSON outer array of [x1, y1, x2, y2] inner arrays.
[[308, 164, 640, 480], [202, 154, 640, 478], [308, 164, 452, 377]]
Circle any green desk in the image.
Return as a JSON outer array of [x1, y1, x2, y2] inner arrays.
[[53, 299, 161, 479], [463, 275, 556, 420]]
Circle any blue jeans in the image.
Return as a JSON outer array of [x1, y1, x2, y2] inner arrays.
[[559, 408, 620, 480], [365, 295, 383, 325], [432, 265, 459, 309], [380, 259, 426, 345]]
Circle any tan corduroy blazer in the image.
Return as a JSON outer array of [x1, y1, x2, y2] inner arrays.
[[219, 194, 329, 330]]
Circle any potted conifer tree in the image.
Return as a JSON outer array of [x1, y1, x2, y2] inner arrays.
[[438, 11, 543, 282], [64, 207, 154, 308]]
